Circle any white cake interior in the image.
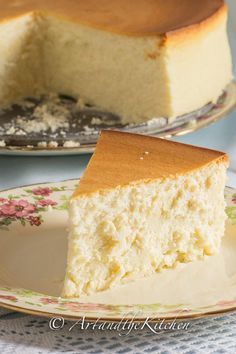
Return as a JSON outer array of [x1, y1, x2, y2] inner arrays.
[[165, 17, 233, 118], [0, 11, 232, 122], [63, 162, 227, 297]]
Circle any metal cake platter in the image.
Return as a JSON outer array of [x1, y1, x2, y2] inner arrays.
[[0, 81, 236, 156]]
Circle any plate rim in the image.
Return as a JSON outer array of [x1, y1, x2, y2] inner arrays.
[[1, 300, 236, 323]]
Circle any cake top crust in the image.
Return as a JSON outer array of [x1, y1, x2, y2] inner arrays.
[[1, 0, 225, 36], [73, 130, 228, 197]]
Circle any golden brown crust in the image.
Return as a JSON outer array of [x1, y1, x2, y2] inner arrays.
[[73, 131, 228, 197], [0, 0, 226, 37], [165, 3, 227, 45]]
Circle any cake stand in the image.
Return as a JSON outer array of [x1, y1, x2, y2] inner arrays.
[[0, 81, 236, 156]]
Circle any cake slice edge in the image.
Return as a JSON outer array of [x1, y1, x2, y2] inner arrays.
[[63, 157, 228, 298]]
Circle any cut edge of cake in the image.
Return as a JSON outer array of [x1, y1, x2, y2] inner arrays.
[[0, 1, 232, 123]]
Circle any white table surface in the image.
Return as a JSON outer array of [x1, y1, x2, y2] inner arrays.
[[0, 1, 236, 353]]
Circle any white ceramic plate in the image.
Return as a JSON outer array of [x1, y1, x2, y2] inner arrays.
[[0, 180, 236, 322]]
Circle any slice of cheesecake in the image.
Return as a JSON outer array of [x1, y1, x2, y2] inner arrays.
[[63, 131, 228, 298], [0, 0, 232, 123]]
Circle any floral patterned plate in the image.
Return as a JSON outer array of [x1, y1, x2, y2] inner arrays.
[[0, 180, 236, 322]]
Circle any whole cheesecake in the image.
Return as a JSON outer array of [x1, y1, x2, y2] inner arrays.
[[63, 131, 228, 297], [0, 0, 232, 123]]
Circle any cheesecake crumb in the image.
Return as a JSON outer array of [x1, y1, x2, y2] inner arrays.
[[37, 141, 47, 148], [15, 129, 27, 136], [144, 151, 149, 155], [82, 125, 97, 135], [147, 117, 166, 126], [6, 126, 16, 135], [91, 117, 102, 125], [0, 140, 6, 147], [48, 141, 58, 148], [140, 157, 144, 160], [16, 97, 70, 134], [84, 125, 92, 131], [0, 93, 147, 150], [63, 140, 80, 148]]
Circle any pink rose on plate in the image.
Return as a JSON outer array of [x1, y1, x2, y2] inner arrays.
[[0, 200, 35, 218], [217, 300, 236, 306], [64, 302, 107, 312], [40, 297, 59, 305], [0, 295, 17, 302], [37, 199, 57, 207], [0, 198, 7, 203], [27, 216, 41, 226], [64, 301, 83, 312], [32, 187, 52, 196]]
